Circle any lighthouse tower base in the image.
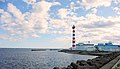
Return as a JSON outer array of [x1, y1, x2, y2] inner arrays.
[[71, 47, 76, 50]]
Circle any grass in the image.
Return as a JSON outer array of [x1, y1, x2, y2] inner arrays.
[[117, 63, 120, 67]]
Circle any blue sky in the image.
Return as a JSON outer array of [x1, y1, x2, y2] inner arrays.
[[0, 0, 120, 48]]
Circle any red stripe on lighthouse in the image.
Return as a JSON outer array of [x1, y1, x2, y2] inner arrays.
[[72, 25, 76, 48]]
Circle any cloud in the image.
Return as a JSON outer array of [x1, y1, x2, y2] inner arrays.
[[28, 1, 61, 33], [52, 36, 71, 48], [23, 0, 36, 4], [113, 0, 120, 4], [83, 21, 114, 28], [0, 0, 5, 2], [91, 8, 97, 14], [8, 3, 24, 21], [31, 34, 40, 38], [103, 35, 120, 43], [80, 0, 112, 10], [0, 0, 120, 45], [0, 34, 8, 40], [0, 9, 4, 13], [113, 7, 120, 15], [0, 1, 61, 41], [58, 8, 68, 18], [49, 8, 120, 43]]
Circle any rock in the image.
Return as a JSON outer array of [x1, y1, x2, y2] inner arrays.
[[62, 67, 67, 69], [66, 65, 72, 69], [53, 67, 59, 69], [54, 52, 120, 69], [70, 62, 81, 69], [87, 61, 94, 66], [76, 60, 89, 66]]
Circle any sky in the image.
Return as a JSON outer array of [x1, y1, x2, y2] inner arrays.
[[0, 0, 120, 48]]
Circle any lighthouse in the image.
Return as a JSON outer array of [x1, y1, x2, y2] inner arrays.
[[72, 25, 76, 49]]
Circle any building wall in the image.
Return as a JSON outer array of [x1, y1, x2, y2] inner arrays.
[[97, 45, 120, 51], [75, 46, 96, 51]]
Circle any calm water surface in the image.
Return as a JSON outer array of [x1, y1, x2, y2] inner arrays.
[[0, 48, 97, 69]]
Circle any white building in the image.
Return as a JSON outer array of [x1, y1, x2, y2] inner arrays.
[[95, 42, 120, 51], [72, 43, 96, 51]]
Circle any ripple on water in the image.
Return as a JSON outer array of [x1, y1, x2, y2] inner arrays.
[[0, 49, 97, 69]]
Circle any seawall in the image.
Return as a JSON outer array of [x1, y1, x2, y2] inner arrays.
[[53, 51, 120, 69]]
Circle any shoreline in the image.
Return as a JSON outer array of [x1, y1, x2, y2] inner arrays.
[[54, 50, 120, 69], [58, 49, 111, 56]]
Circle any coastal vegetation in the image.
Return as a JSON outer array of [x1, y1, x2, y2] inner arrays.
[[114, 61, 120, 69]]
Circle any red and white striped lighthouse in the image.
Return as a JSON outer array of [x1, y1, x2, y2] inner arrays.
[[72, 25, 76, 48]]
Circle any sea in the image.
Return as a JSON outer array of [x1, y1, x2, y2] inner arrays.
[[0, 48, 97, 69]]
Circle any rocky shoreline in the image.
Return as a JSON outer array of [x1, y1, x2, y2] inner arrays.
[[53, 51, 120, 69], [58, 49, 112, 56]]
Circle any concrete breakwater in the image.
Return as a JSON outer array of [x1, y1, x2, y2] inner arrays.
[[53, 52, 120, 69]]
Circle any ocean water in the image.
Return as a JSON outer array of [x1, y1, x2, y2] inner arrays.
[[0, 48, 97, 69]]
